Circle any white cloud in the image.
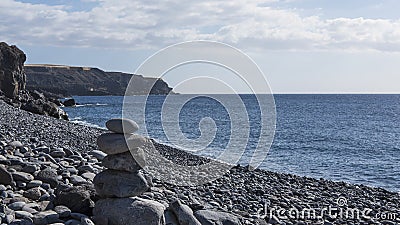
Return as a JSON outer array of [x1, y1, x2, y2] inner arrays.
[[1, 0, 400, 52]]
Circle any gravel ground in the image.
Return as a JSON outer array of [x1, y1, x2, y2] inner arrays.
[[1, 100, 400, 225]]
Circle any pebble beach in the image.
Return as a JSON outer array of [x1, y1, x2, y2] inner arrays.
[[1, 99, 400, 225]]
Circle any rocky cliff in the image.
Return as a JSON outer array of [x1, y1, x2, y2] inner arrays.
[[25, 65, 173, 97], [0, 42, 68, 120], [0, 42, 26, 98]]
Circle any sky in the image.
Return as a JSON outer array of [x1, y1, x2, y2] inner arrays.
[[1, 0, 400, 93]]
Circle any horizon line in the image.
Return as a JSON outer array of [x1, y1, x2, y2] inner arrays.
[[174, 92, 400, 95]]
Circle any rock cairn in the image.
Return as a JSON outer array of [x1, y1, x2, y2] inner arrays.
[[92, 118, 165, 225]]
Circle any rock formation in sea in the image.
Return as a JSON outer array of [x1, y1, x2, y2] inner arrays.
[[0, 42, 68, 120], [25, 64, 174, 97]]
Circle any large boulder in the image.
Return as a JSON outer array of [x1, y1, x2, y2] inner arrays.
[[97, 133, 148, 155], [194, 210, 242, 225], [21, 99, 68, 120], [101, 149, 145, 172], [93, 197, 165, 225], [55, 184, 95, 215], [169, 200, 201, 225], [63, 98, 76, 107], [36, 168, 58, 188], [93, 170, 149, 198], [0, 42, 26, 99]]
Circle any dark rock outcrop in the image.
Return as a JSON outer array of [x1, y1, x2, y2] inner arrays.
[[0, 42, 68, 120], [25, 65, 173, 97], [0, 42, 26, 99], [63, 99, 76, 107]]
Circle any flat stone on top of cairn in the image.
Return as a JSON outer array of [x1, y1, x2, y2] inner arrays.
[[94, 118, 163, 224], [106, 118, 139, 134]]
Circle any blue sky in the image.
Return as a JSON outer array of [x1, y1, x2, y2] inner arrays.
[[1, 0, 400, 93]]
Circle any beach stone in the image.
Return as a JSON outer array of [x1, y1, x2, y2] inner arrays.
[[97, 133, 147, 155], [0, 165, 13, 185], [21, 205, 38, 214], [22, 165, 37, 173], [32, 210, 59, 225], [194, 210, 242, 225], [36, 168, 58, 188], [8, 201, 26, 210], [50, 149, 65, 158], [66, 167, 78, 175], [81, 172, 96, 181], [23, 187, 42, 200], [26, 180, 42, 188], [77, 164, 95, 174], [70, 212, 88, 220], [15, 211, 33, 220], [12, 172, 34, 183], [1, 205, 15, 224], [164, 210, 179, 225], [106, 118, 139, 134], [37, 201, 53, 211], [65, 219, 81, 225], [9, 141, 23, 148], [54, 184, 94, 215], [69, 175, 87, 185], [54, 205, 71, 218], [169, 200, 201, 225], [94, 170, 149, 198], [89, 150, 107, 161], [101, 149, 145, 172], [93, 197, 165, 225], [81, 217, 95, 225], [9, 218, 34, 225]]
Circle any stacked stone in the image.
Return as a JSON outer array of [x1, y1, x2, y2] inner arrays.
[[93, 119, 165, 225], [93, 118, 148, 198]]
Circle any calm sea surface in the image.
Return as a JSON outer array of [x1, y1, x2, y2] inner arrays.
[[63, 95, 400, 191]]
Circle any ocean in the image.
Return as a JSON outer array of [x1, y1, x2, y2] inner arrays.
[[63, 94, 400, 191]]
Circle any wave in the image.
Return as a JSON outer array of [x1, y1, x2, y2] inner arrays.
[[69, 119, 107, 130], [74, 103, 109, 107]]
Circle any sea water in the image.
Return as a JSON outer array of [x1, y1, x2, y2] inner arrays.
[[63, 94, 400, 191]]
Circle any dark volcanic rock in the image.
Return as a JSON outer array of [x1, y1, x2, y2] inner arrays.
[[55, 184, 95, 215], [93, 170, 149, 198], [36, 168, 58, 188], [63, 98, 76, 107], [194, 210, 242, 225], [0, 42, 26, 99], [25, 65, 174, 96], [0, 165, 13, 185], [0, 42, 68, 120], [21, 99, 68, 120], [93, 197, 165, 225]]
